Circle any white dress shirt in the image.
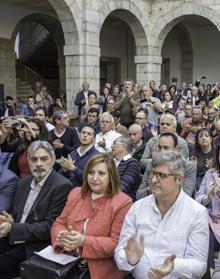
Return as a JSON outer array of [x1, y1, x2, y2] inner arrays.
[[114, 190, 209, 279], [95, 130, 121, 153]]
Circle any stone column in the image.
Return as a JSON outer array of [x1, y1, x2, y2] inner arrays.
[[135, 54, 162, 86], [0, 39, 16, 99], [64, 44, 100, 115], [57, 55, 66, 94]]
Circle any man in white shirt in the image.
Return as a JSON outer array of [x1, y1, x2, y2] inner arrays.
[[115, 151, 209, 279], [95, 112, 121, 153]]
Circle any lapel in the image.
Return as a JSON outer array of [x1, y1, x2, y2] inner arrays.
[[15, 176, 33, 221], [26, 170, 56, 219]]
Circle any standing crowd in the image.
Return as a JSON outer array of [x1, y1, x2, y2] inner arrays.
[[0, 78, 220, 278]]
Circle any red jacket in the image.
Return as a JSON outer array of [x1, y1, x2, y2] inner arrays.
[[51, 187, 132, 279]]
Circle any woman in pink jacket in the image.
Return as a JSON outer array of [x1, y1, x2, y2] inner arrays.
[[51, 153, 132, 279]]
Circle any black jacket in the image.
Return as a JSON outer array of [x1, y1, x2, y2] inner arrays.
[[9, 170, 72, 258]]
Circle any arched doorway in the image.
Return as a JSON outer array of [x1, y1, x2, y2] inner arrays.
[[151, 3, 220, 86], [12, 13, 65, 102], [100, 14, 136, 87], [99, 5, 148, 87]]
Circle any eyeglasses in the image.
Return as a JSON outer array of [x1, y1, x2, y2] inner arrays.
[[150, 171, 175, 181], [135, 117, 146, 120]]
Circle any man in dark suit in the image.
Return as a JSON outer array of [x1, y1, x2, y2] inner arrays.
[[0, 163, 19, 212], [0, 140, 72, 278], [74, 81, 91, 117]]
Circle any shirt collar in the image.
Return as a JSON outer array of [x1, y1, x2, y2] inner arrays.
[[152, 189, 184, 213], [122, 154, 132, 161], [77, 144, 94, 157], [30, 169, 53, 190]]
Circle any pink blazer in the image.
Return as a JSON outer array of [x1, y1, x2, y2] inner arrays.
[[51, 187, 132, 279]]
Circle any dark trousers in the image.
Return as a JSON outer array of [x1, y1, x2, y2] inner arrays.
[[208, 228, 220, 269], [0, 239, 26, 279]]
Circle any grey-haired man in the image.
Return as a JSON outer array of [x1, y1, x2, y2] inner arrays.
[[0, 140, 72, 278]]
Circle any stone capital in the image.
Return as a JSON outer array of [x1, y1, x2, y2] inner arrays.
[[135, 55, 162, 64]]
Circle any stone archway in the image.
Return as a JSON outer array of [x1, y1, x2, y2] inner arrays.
[[12, 13, 65, 95], [152, 3, 220, 51], [151, 2, 220, 85], [161, 23, 193, 85], [99, 0, 151, 84]]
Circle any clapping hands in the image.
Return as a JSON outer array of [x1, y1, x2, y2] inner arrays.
[[56, 225, 84, 252], [148, 255, 176, 279]]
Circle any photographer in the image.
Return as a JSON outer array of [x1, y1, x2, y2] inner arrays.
[[8, 118, 50, 178]]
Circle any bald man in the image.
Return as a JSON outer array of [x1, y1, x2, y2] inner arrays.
[[129, 124, 146, 163]]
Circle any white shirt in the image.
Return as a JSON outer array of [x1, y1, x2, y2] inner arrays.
[[114, 154, 132, 167], [20, 169, 52, 223], [95, 130, 121, 153], [46, 122, 55, 131], [114, 190, 209, 279]]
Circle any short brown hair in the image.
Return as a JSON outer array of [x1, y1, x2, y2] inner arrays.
[[81, 153, 121, 198]]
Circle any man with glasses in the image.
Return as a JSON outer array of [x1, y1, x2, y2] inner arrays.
[[137, 132, 196, 199], [135, 111, 153, 143], [140, 113, 189, 171], [115, 151, 209, 279]]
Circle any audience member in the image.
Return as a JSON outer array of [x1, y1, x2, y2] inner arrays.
[[0, 140, 72, 278], [135, 110, 153, 142], [79, 107, 100, 134], [51, 153, 132, 279], [50, 110, 79, 160], [195, 145, 220, 272], [138, 85, 163, 127], [9, 118, 50, 178], [137, 132, 196, 200], [95, 112, 121, 153], [115, 80, 136, 128], [19, 96, 36, 117], [129, 124, 146, 163], [75, 81, 91, 117], [115, 151, 209, 279], [35, 86, 53, 110], [112, 136, 142, 201], [80, 91, 102, 121], [191, 128, 215, 190], [34, 107, 55, 131], [0, 162, 18, 212], [0, 96, 15, 117], [111, 110, 128, 137], [140, 113, 189, 170], [58, 124, 99, 187]]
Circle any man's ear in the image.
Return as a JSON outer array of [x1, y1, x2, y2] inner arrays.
[[176, 175, 184, 185]]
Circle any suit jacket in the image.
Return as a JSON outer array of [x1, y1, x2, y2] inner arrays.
[[51, 188, 132, 279], [0, 164, 18, 212], [9, 170, 72, 258], [132, 141, 146, 163], [75, 90, 92, 116], [0, 104, 15, 117]]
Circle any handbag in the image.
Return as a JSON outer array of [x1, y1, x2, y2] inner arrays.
[[20, 254, 90, 279]]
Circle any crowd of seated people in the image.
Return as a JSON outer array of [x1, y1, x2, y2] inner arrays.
[[1, 78, 220, 278]]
